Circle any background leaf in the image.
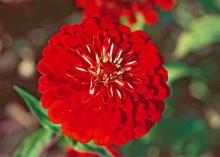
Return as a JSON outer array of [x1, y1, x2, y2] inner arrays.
[[175, 15, 220, 59], [165, 63, 198, 84], [13, 85, 60, 133], [199, 0, 220, 14], [13, 129, 53, 157], [122, 117, 210, 157]]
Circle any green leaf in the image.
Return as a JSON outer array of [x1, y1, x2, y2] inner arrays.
[[13, 129, 54, 157], [165, 63, 195, 84], [145, 117, 210, 156], [120, 13, 145, 31], [199, 0, 220, 14], [122, 117, 210, 157], [64, 137, 113, 157], [175, 15, 220, 59], [173, 1, 195, 28], [13, 85, 60, 133]]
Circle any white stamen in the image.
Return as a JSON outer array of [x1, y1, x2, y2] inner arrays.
[[116, 89, 122, 99], [125, 61, 137, 66], [95, 53, 100, 64], [115, 79, 124, 86], [88, 70, 97, 76], [66, 72, 74, 78], [126, 82, 135, 90], [116, 58, 123, 65], [122, 67, 132, 72], [75, 49, 81, 56], [97, 65, 101, 75], [86, 45, 91, 53], [118, 67, 132, 75], [117, 70, 124, 75], [89, 79, 95, 95], [102, 46, 108, 62], [89, 88, 95, 95], [90, 79, 93, 88], [75, 66, 88, 72], [114, 49, 123, 64], [124, 51, 135, 57], [109, 85, 114, 97], [82, 55, 93, 66], [109, 43, 114, 62]]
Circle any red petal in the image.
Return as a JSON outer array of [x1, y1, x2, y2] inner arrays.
[[142, 8, 159, 26]]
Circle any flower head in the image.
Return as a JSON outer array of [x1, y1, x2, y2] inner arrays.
[[74, 0, 176, 26], [38, 17, 169, 146]]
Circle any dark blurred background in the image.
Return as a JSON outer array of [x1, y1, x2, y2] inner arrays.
[[0, 0, 220, 157]]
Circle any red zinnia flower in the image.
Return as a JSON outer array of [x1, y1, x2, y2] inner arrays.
[[38, 17, 169, 146], [74, 0, 176, 26]]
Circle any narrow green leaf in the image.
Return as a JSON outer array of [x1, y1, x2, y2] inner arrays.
[[175, 15, 220, 59], [13, 129, 54, 157], [75, 142, 113, 157], [64, 137, 113, 157], [13, 85, 60, 133]]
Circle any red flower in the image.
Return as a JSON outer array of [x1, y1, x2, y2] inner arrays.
[[38, 18, 169, 146], [74, 0, 176, 26], [65, 148, 99, 157]]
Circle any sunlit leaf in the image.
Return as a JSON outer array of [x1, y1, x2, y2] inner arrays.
[[165, 63, 195, 84], [13, 85, 60, 133], [13, 129, 53, 157], [121, 14, 145, 31], [173, 1, 195, 28], [175, 15, 220, 59]]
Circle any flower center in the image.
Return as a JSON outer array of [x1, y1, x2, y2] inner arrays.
[[97, 62, 119, 84], [89, 60, 123, 87], [102, 62, 116, 75], [70, 39, 137, 98]]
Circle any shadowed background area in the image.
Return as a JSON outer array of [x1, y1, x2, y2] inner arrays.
[[0, 0, 220, 157]]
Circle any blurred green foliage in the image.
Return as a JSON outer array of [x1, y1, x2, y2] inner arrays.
[[13, 129, 54, 157], [175, 15, 220, 59], [122, 117, 210, 157]]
